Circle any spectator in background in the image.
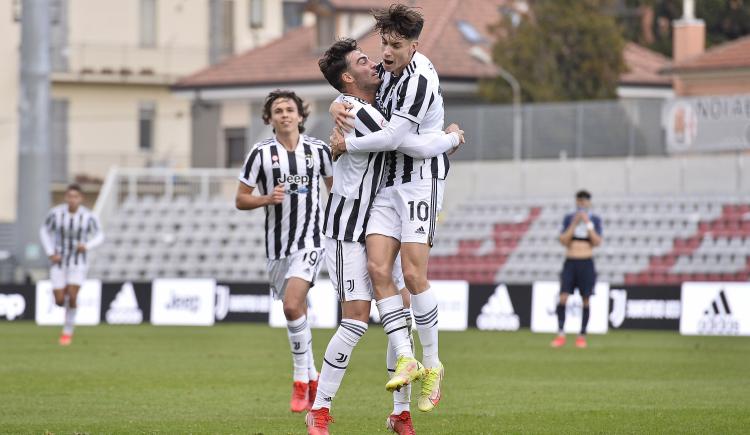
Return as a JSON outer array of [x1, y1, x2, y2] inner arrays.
[[39, 183, 104, 346], [551, 190, 602, 348]]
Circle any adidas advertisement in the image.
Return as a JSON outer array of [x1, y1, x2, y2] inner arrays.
[[0, 285, 33, 321], [35, 279, 102, 326], [150, 279, 216, 326], [430, 280, 469, 331], [609, 286, 681, 330], [101, 282, 150, 324], [214, 283, 271, 322], [468, 284, 531, 331], [269, 278, 338, 329], [530, 281, 610, 334], [365, 280, 470, 331], [680, 282, 750, 336]]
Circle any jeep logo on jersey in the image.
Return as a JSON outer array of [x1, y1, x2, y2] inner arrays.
[[278, 174, 310, 185]]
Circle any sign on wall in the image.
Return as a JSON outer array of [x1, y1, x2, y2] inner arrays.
[[609, 286, 681, 330], [35, 280, 102, 325], [269, 279, 339, 329], [150, 279, 216, 326], [663, 94, 750, 154], [0, 285, 34, 321], [680, 282, 750, 336], [531, 281, 610, 334]]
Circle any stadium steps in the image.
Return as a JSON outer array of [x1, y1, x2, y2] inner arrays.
[[625, 204, 750, 284], [428, 207, 541, 283]]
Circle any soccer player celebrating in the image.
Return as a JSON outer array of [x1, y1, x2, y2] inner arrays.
[[236, 90, 333, 412], [39, 183, 104, 346], [330, 4, 453, 413], [552, 190, 603, 348], [307, 39, 462, 435]]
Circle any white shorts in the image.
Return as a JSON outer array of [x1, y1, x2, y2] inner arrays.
[[50, 264, 87, 289], [324, 237, 406, 302], [267, 247, 324, 301], [366, 178, 444, 245]]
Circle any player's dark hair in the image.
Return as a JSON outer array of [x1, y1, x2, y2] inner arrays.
[[66, 183, 83, 194], [318, 38, 359, 93], [576, 190, 592, 200], [261, 90, 310, 133], [372, 4, 424, 40]]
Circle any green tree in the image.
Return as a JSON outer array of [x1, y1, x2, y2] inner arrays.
[[481, 0, 626, 103]]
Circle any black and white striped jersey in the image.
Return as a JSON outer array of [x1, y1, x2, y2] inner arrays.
[[375, 52, 450, 187], [323, 94, 387, 243], [239, 134, 333, 260], [39, 205, 104, 267]]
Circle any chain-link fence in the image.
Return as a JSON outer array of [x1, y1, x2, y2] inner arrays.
[[445, 98, 665, 161]]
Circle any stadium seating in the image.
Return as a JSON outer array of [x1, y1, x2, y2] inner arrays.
[[90, 192, 749, 285], [428, 195, 750, 285]]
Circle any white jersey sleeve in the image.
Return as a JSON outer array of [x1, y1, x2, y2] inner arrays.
[[39, 208, 58, 256], [392, 73, 432, 125], [85, 213, 104, 251], [238, 143, 265, 188]]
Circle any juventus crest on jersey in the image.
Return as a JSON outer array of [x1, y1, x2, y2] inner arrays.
[[239, 135, 333, 260], [323, 94, 387, 243], [39, 205, 104, 267], [376, 52, 450, 186]]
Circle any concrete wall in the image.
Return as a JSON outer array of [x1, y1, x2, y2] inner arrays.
[[0, 6, 20, 222], [442, 153, 749, 213], [52, 83, 191, 179]]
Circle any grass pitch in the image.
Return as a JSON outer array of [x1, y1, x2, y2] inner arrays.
[[1, 323, 749, 434]]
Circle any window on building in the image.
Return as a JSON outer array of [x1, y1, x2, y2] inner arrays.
[[316, 14, 335, 49], [140, 0, 157, 48], [225, 128, 247, 167], [282, 0, 305, 33], [139, 102, 156, 151], [249, 0, 264, 28], [456, 20, 484, 44]]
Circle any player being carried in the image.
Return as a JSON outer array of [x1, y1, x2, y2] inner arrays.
[[39, 183, 104, 346], [330, 3, 457, 415], [306, 38, 463, 435], [236, 90, 333, 413]]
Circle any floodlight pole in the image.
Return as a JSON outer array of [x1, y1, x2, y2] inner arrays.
[[497, 66, 522, 161], [17, 0, 52, 270]]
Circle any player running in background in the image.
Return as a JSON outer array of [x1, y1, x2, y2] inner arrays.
[[39, 183, 104, 346], [330, 4, 454, 413], [236, 90, 333, 412], [553, 190, 603, 348], [307, 38, 462, 435]]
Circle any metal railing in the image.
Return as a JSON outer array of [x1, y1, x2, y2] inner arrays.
[[444, 98, 666, 161]]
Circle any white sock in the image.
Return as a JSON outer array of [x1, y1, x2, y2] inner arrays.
[[63, 307, 77, 336], [312, 319, 368, 410], [376, 295, 413, 358], [387, 326, 411, 415], [287, 315, 310, 383], [306, 323, 318, 381], [411, 288, 440, 368]]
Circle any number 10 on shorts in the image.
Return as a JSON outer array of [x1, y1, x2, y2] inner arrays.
[[408, 200, 429, 222]]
